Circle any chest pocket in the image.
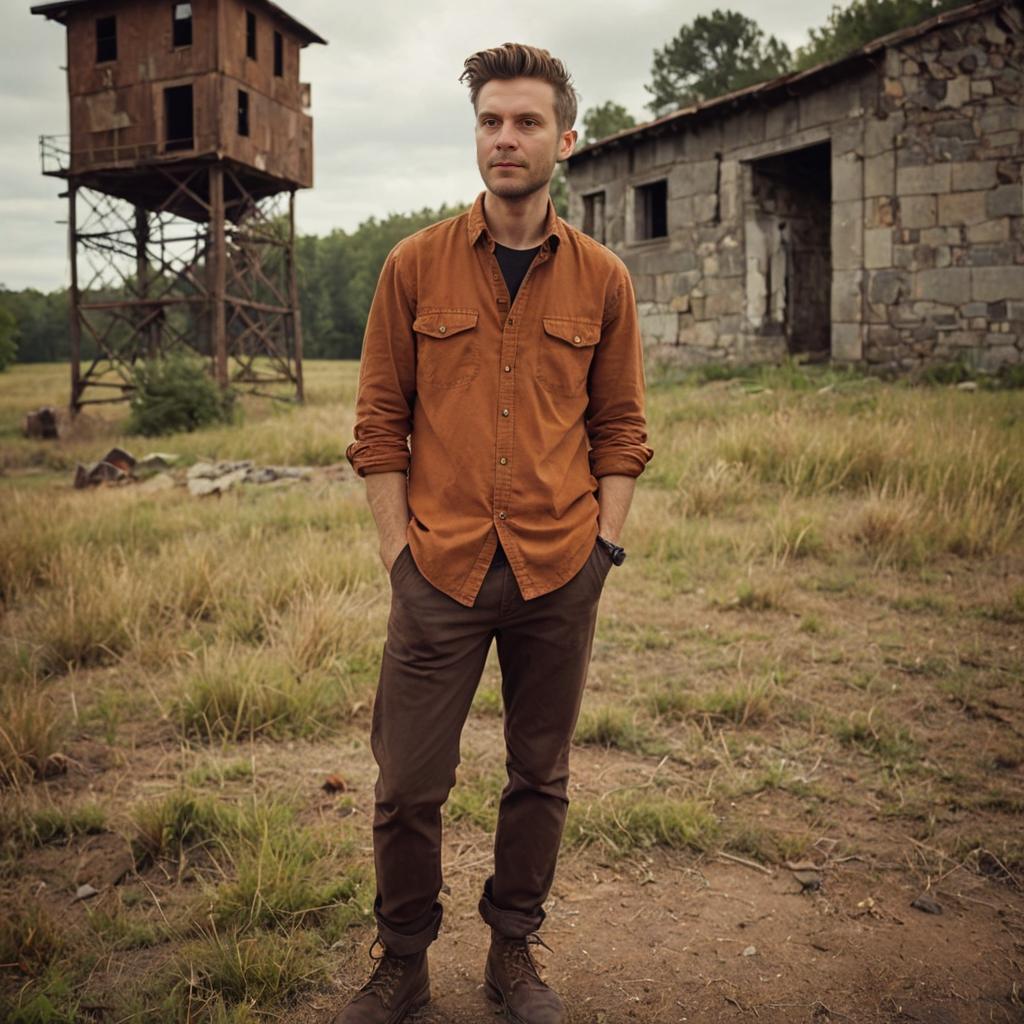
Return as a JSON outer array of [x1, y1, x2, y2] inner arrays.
[[413, 309, 480, 390], [536, 317, 601, 397]]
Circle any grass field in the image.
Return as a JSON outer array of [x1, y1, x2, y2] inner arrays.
[[1, 357, 1022, 1022]]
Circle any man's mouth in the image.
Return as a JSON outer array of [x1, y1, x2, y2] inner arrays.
[[492, 162, 525, 168]]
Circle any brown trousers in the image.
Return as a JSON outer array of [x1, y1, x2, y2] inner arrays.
[[369, 536, 613, 955]]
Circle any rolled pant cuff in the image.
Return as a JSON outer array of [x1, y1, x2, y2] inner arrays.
[[373, 896, 442, 956], [478, 876, 546, 938]]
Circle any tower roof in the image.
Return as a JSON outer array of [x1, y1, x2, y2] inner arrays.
[[30, 0, 327, 46]]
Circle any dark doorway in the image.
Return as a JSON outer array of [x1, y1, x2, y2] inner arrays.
[[164, 85, 194, 151], [748, 142, 831, 357]]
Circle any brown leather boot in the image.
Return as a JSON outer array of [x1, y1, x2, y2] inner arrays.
[[331, 936, 430, 1023], [483, 929, 566, 1024]]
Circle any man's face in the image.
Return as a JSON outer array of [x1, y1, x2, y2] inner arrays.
[[474, 76, 576, 201]]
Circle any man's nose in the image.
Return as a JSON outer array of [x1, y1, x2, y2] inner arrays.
[[495, 122, 519, 148]]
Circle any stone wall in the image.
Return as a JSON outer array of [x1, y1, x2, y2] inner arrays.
[[864, 3, 1024, 372], [566, 1, 1024, 374]]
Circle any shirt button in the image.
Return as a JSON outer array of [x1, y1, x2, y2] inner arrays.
[[501, 408, 510, 417], [498, 511, 507, 520], [507, 318, 515, 326], [573, 335, 581, 345], [438, 325, 447, 334], [499, 457, 507, 465], [504, 365, 511, 372]]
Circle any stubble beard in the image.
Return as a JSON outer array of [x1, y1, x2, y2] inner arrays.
[[483, 147, 559, 202]]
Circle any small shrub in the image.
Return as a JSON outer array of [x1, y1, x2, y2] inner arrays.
[[0, 688, 67, 786], [169, 927, 320, 1008], [127, 352, 237, 437], [131, 790, 230, 864], [0, 904, 65, 976], [173, 646, 340, 743]]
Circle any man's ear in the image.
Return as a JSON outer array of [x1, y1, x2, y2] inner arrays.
[[559, 127, 577, 161]]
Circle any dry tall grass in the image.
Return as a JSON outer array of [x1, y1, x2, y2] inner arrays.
[[1, 357, 1021, 1018]]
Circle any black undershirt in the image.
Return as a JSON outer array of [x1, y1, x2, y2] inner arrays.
[[490, 242, 541, 565]]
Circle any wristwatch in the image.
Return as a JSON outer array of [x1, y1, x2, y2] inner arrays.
[[597, 534, 627, 566]]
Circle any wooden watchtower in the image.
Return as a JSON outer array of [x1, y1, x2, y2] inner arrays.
[[31, 0, 326, 412]]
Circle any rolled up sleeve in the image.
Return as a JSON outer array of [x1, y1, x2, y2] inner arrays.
[[585, 264, 654, 479], [345, 247, 417, 478]]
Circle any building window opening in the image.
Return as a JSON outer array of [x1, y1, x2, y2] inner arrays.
[[237, 89, 250, 137], [274, 31, 284, 76], [172, 3, 192, 47], [246, 10, 257, 59], [96, 15, 117, 63], [635, 179, 667, 240], [582, 192, 606, 245], [164, 84, 194, 151]]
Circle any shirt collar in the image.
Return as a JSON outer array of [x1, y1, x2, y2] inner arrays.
[[466, 190, 565, 252]]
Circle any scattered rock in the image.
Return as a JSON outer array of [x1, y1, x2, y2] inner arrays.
[[741, 945, 757, 956], [955, 380, 978, 391], [72, 448, 317, 495], [74, 459, 130, 489], [186, 459, 314, 497], [23, 406, 60, 439], [72, 883, 99, 902], [911, 894, 943, 914], [99, 447, 136, 473], [788, 864, 823, 892]]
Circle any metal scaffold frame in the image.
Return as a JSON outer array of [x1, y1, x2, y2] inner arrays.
[[66, 159, 305, 413]]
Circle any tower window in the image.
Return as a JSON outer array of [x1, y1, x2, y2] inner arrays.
[[164, 84, 194, 151], [274, 30, 283, 76], [96, 15, 117, 63], [237, 89, 250, 137], [246, 10, 257, 59], [172, 3, 192, 47]]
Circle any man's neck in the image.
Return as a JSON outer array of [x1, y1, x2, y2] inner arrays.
[[483, 189, 550, 250]]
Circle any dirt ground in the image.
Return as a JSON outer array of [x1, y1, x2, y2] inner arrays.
[[12, 685, 1022, 1024]]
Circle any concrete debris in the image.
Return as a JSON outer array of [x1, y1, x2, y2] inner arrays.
[[72, 449, 315, 495], [185, 459, 313, 496]]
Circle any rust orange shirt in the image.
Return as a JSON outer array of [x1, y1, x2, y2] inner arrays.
[[345, 192, 654, 607]]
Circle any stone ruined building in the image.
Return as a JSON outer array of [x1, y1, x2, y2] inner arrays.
[[566, 0, 1024, 375]]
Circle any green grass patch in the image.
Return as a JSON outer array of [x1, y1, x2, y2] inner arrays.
[[565, 794, 719, 857], [573, 706, 662, 754]]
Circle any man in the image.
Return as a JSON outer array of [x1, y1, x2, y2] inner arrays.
[[336, 42, 653, 1024]]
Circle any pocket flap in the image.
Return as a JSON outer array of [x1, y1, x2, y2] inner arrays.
[[413, 309, 479, 339], [542, 317, 600, 348]]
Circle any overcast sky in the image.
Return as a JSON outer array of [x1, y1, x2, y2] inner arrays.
[[2, 0, 839, 291]]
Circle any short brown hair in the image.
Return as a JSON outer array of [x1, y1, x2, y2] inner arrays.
[[460, 43, 578, 132]]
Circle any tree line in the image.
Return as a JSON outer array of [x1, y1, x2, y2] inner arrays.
[[0, 0, 963, 368]]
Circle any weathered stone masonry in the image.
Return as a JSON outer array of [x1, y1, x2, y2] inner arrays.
[[566, 0, 1024, 374]]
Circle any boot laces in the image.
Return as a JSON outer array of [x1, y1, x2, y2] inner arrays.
[[501, 932, 553, 984], [359, 935, 407, 1005]]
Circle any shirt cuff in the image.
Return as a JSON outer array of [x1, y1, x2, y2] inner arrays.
[[345, 442, 410, 478], [590, 449, 653, 479]]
